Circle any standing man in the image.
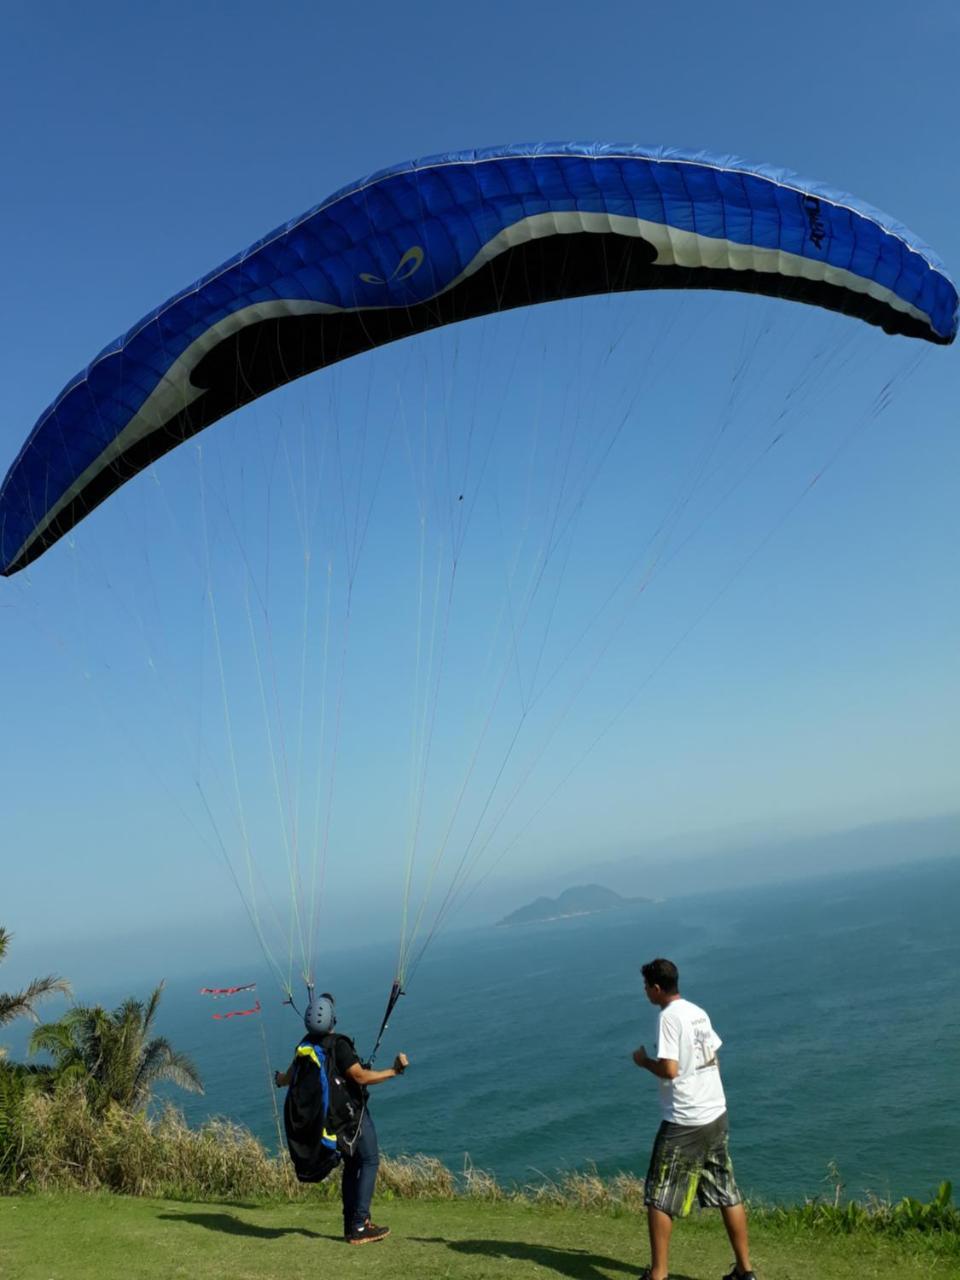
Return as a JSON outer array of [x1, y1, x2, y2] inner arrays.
[[632, 958, 755, 1280], [276, 990, 409, 1245]]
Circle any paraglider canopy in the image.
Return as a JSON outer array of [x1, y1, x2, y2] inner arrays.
[[1, 141, 956, 577]]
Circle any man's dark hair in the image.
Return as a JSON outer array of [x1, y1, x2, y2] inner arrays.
[[642, 958, 679, 994]]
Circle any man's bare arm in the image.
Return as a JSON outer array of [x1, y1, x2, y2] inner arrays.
[[346, 1053, 409, 1087], [276, 1052, 410, 1088], [274, 1058, 297, 1088], [632, 1045, 679, 1079]]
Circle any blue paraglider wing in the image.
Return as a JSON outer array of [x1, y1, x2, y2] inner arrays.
[[1, 141, 956, 576]]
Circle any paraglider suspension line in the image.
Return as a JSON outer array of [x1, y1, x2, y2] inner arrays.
[[368, 979, 404, 1065]]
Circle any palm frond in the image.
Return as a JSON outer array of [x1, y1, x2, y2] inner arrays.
[[0, 975, 71, 1028], [142, 982, 165, 1037], [28, 1020, 79, 1061], [135, 1038, 204, 1104]]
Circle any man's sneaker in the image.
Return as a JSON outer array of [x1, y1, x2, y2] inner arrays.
[[722, 1268, 757, 1280], [346, 1219, 390, 1245]]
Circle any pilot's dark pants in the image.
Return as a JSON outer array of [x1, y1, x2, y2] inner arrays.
[[341, 1112, 379, 1233]]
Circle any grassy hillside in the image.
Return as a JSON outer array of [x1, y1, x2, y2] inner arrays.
[[1, 1192, 955, 1280]]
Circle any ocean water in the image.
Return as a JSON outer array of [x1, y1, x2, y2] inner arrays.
[[80, 858, 960, 1201]]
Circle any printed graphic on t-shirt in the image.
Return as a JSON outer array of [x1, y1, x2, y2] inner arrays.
[[693, 1024, 719, 1071]]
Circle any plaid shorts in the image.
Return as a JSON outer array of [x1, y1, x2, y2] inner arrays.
[[644, 1112, 742, 1218]]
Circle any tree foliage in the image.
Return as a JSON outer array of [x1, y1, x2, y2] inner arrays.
[[0, 925, 71, 1032], [30, 981, 203, 1114]]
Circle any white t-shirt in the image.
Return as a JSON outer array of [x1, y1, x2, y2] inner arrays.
[[654, 997, 726, 1126]]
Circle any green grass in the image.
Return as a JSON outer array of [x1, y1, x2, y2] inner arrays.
[[1, 1192, 956, 1280]]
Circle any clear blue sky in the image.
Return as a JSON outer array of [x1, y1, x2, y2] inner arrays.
[[2, 1, 957, 991]]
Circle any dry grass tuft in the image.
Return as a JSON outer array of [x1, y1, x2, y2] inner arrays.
[[377, 1153, 457, 1200], [521, 1166, 646, 1212], [16, 1087, 301, 1198]]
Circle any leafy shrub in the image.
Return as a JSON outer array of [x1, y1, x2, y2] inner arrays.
[[0, 1064, 28, 1187], [760, 1180, 958, 1239]]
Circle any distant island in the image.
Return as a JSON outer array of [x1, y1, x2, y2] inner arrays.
[[496, 883, 653, 927]]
